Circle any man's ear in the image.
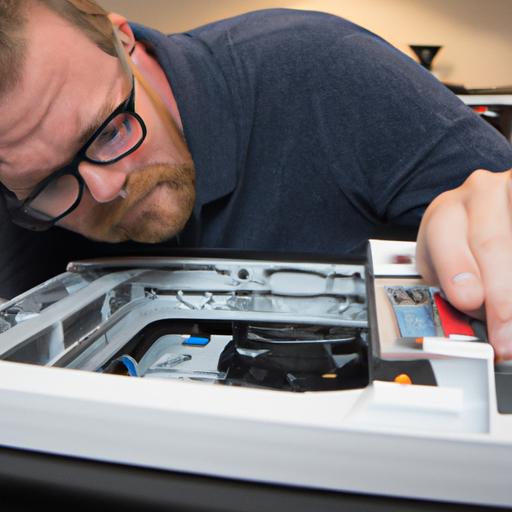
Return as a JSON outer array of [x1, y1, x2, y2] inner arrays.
[[108, 12, 134, 52]]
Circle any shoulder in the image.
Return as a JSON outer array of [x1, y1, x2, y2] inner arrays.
[[178, 9, 405, 83], [187, 9, 378, 44], [131, 10, 403, 77]]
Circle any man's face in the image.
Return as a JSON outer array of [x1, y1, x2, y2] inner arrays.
[[0, 3, 195, 243]]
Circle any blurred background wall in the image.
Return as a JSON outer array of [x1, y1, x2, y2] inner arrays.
[[100, 0, 512, 88]]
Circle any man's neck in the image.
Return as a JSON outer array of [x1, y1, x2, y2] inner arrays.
[[130, 41, 183, 132]]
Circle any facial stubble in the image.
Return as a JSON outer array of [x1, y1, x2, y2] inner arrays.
[[83, 161, 196, 243]]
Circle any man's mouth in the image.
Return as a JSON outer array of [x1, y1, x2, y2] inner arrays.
[[118, 181, 166, 233], [114, 167, 195, 244]]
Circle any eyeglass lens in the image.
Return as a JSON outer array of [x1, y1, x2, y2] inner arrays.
[[86, 112, 144, 163], [29, 174, 81, 220]]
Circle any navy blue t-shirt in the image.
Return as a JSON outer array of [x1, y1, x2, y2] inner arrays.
[[1, 9, 512, 297], [130, 9, 512, 252]]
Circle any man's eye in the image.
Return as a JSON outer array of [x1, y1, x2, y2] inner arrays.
[[98, 124, 120, 144], [97, 117, 132, 146], [86, 115, 133, 162]]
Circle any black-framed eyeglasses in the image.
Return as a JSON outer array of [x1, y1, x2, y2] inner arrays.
[[5, 76, 147, 231]]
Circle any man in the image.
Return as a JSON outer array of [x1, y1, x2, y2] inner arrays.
[[1, 0, 512, 360]]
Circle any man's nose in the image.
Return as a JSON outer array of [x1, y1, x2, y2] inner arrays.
[[78, 161, 128, 203]]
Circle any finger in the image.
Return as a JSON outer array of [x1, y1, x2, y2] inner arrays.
[[416, 189, 484, 315], [466, 171, 512, 361]]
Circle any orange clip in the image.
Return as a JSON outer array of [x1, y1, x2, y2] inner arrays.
[[394, 374, 412, 385]]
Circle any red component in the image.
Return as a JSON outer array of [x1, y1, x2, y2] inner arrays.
[[433, 293, 475, 337], [392, 255, 412, 264], [471, 106, 487, 114]]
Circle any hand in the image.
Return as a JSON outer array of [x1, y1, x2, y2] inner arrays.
[[416, 169, 512, 361]]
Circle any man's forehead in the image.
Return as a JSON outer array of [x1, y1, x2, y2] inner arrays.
[[0, 1, 125, 179]]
